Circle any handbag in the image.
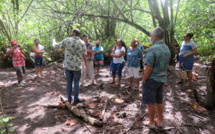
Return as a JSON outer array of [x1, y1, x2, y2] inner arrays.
[[180, 62, 187, 79]]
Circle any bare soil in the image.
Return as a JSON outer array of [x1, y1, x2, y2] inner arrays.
[[0, 63, 215, 134]]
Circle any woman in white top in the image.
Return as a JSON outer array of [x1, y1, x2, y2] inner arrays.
[[110, 39, 126, 86]]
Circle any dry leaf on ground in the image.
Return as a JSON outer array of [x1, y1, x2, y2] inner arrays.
[[115, 98, 124, 103], [87, 103, 97, 109], [58, 102, 66, 109], [187, 89, 193, 92], [50, 92, 56, 95], [65, 119, 77, 126]]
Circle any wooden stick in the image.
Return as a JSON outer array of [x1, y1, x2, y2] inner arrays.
[[59, 94, 103, 127], [101, 97, 109, 120]]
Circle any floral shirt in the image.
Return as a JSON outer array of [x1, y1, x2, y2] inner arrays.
[[145, 40, 171, 83], [86, 43, 94, 61], [127, 47, 143, 68], [11, 48, 25, 67], [53, 36, 87, 71]]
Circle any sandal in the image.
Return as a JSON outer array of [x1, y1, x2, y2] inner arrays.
[[176, 80, 183, 84], [125, 85, 131, 89]]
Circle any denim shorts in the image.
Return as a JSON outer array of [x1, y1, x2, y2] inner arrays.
[[142, 79, 164, 105], [35, 57, 43, 66], [112, 62, 125, 77], [179, 54, 194, 71]]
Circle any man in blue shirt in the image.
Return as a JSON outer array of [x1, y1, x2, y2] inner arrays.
[[142, 27, 171, 129]]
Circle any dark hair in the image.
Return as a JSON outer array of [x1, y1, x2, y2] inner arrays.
[[72, 28, 81, 36], [34, 39, 39, 43], [186, 33, 194, 39]]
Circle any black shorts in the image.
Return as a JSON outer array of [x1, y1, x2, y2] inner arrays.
[[142, 79, 164, 105], [14, 66, 26, 76]]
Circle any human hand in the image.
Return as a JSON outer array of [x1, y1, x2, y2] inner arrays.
[[183, 54, 187, 58], [83, 65, 87, 72], [52, 39, 56, 43]]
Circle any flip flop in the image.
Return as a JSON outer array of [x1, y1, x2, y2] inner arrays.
[[176, 81, 183, 84], [144, 124, 156, 129], [125, 85, 131, 89], [110, 81, 115, 84], [155, 121, 163, 128]]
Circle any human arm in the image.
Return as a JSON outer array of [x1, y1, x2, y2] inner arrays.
[[111, 47, 125, 58], [33, 46, 44, 54], [94, 46, 103, 54], [143, 65, 153, 82], [52, 39, 65, 49], [6, 45, 18, 55], [82, 55, 87, 72], [183, 48, 197, 58]]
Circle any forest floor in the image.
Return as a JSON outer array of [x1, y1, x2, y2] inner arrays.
[[0, 62, 215, 134]]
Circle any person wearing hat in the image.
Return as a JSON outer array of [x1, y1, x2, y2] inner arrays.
[[80, 34, 96, 86], [6, 41, 26, 86]]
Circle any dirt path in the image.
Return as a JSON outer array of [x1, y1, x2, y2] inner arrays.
[[0, 63, 214, 134]]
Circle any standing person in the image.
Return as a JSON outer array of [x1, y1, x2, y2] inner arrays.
[[177, 33, 197, 86], [52, 28, 87, 103], [93, 41, 104, 75], [6, 41, 26, 86], [126, 39, 143, 91], [81, 34, 96, 86], [142, 27, 171, 128], [138, 43, 145, 74], [33, 39, 44, 77], [110, 39, 126, 86]]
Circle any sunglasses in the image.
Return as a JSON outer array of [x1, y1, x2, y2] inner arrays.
[[183, 36, 188, 38]]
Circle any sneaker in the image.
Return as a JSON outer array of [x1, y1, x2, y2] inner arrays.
[[73, 98, 85, 104], [21, 81, 26, 84], [17, 82, 24, 87]]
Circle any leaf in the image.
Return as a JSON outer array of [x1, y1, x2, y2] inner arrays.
[[58, 102, 66, 109], [65, 119, 77, 126], [192, 102, 198, 109], [194, 66, 199, 69], [115, 98, 124, 103], [87, 103, 96, 109], [8, 123, 13, 126], [187, 89, 193, 92], [9, 128, 15, 132], [50, 92, 56, 95], [0, 129, 6, 133], [94, 111, 101, 117], [2, 118, 9, 122]]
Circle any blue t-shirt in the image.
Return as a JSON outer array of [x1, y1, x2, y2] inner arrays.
[[94, 46, 104, 60], [138, 45, 144, 51], [145, 40, 171, 83], [127, 47, 143, 68]]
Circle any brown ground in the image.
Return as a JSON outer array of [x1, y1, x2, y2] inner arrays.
[[0, 63, 214, 134]]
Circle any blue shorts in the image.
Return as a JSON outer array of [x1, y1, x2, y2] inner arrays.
[[179, 54, 194, 71], [35, 57, 43, 66], [142, 79, 164, 105], [112, 62, 125, 77]]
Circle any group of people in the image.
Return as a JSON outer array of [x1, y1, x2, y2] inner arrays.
[[6, 27, 198, 129]]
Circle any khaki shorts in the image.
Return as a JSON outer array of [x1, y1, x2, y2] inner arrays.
[[14, 66, 26, 76]]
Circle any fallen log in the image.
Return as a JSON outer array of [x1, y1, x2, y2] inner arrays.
[[100, 97, 109, 121], [59, 95, 103, 127]]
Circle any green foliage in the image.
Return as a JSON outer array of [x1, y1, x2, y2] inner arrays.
[[0, 117, 15, 133]]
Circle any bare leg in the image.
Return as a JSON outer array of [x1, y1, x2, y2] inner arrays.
[[135, 78, 140, 91], [148, 105, 156, 127], [112, 75, 115, 83], [35, 67, 39, 77], [96, 67, 100, 75], [187, 71, 193, 85], [126, 77, 133, 88], [40, 66, 43, 76], [156, 104, 164, 126], [17, 76, 23, 83], [176, 72, 183, 83], [117, 77, 122, 85]]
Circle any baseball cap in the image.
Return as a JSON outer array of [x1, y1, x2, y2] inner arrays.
[[10, 41, 17, 45]]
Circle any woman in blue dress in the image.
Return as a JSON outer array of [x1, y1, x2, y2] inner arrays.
[[177, 33, 197, 86]]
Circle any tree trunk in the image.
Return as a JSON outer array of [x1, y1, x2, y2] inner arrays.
[[204, 58, 215, 109]]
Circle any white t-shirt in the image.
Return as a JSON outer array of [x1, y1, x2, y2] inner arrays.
[[113, 46, 126, 64]]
